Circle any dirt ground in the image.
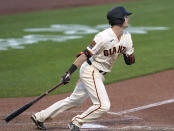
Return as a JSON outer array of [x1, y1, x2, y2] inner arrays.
[[1, 69, 174, 131], [1, 0, 174, 130], [0, 0, 137, 15]]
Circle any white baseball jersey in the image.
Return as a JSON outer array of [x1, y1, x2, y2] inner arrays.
[[87, 27, 134, 72]]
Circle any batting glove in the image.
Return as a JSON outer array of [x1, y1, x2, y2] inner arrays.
[[61, 72, 71, 85], [61, 64, 77, 85]]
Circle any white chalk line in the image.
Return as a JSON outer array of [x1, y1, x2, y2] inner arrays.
[[4, 98, 173, 116], [5, 98, 174, 117], [2, 121, 108, 129], [118, 126, 174, 131], [2, 98, 174, 130], [2, 122, 174, 131], [108, 98, 174, 115]]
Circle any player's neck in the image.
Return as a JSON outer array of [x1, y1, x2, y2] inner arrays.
[[111, 26, 124, 41]]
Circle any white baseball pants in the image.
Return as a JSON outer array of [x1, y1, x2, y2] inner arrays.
[[35, 62, 110, 127]]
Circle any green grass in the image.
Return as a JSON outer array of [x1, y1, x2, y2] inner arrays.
[[0, 0, 174, 97]]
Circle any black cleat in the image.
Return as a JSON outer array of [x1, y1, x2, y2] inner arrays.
[[68, 122, 80, 131], [31, 114, 46, 130]]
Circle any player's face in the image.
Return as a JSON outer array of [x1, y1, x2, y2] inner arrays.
[[122, 16, 129, 28]]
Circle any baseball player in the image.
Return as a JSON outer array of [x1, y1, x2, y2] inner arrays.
[[31, 6, 135, 131]]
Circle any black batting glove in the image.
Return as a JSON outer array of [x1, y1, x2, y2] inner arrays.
[[61, 71, 71, 85], [61, 64, 77, 85]]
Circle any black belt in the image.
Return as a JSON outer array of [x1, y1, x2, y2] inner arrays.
[[99, 70, 107, 75], [87, 59, 107, 75]]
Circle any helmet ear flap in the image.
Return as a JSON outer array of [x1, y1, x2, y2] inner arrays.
[[117, 18, 125, 24], [109, 18, 125, 26]]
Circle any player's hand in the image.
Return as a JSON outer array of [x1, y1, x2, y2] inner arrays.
[[61, 72, 71, 85]]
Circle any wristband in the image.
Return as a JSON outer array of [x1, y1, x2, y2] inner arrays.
[[68, 64, 77, 74]]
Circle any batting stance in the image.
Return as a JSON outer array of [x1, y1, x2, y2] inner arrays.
[[31, 6, 135, 131]]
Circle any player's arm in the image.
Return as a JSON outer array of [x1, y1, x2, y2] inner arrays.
[[61, 38, 99, 84], [61, 49, 92, 85], [123, 53, 135, 65], [123, 33, 135, 65], [73, 53, 87, 68], [74, 49, 92, 67]]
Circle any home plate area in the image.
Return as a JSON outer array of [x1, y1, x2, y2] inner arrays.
[[31, 112, 174, 131], [32, 108, 174, 131]]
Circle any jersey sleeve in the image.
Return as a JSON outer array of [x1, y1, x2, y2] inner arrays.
[[124, 33, 134, 55], [86, 33, 104, 55]]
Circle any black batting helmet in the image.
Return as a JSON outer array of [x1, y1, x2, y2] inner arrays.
[[107, 6, 132, 26]]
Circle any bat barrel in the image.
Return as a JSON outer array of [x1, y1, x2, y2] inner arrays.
[[5, 102, 33, 122], [4, 82, 63, 123]]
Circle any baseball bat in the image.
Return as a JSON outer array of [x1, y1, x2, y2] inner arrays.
[[5, 81, 64, 122]]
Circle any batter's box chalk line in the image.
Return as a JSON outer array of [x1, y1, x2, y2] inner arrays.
[[2, 119, 174, 131], [6, 98, 174, 117], [108, 98, 174, 116], [104, 115, 143, 124], [117, 126, 174, 131]]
